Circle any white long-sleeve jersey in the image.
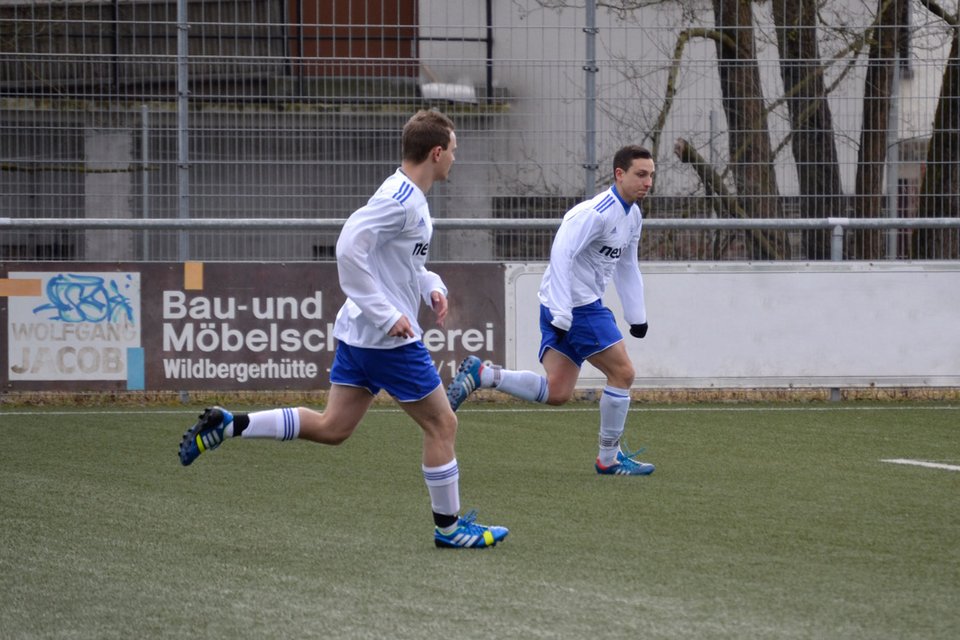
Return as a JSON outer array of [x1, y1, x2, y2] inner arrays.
[[538, 185, 647, 331], [333, 169, 447, 349]]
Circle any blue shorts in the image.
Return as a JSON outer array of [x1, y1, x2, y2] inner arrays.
[[330, 341, 442, 402], [538, 300, 624, 367]]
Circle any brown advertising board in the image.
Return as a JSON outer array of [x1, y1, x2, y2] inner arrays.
[[0, 262, 504, 392]]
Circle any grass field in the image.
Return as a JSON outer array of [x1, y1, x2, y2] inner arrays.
[[2, 402, 959, 639]]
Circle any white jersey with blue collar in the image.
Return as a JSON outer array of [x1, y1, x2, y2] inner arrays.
[[538, 185, 647, 331], [333, 169, 447, 349]]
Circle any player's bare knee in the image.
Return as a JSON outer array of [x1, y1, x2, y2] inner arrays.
[[439, 412, 458, 439], [421, 412, 457, 442], [316, 415, 361, 446], [609, 365, 635, 389]]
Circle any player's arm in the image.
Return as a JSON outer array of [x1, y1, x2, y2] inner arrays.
[[547, 210, 604, 331], [335, 201, 405, 332], [417, 268, 448, 326], [614, 234, 647, 337]]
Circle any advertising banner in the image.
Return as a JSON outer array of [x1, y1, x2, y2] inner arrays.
[[1, 262, 505, 392], [6, 270, 141, 384]]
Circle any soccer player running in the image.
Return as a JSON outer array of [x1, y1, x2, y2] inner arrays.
[[178, 110, 508, 548], [447, 145, 656, 476]]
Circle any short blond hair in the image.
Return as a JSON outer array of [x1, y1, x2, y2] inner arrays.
[[402, 110, 455, 163]]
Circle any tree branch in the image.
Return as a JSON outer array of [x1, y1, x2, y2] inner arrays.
[[674, 138, 785, 259], [651, 28, 732, 160], [916, 0, 959, 25]]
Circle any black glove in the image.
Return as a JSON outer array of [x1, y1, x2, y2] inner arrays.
[[629, 323, 648, 339], [551, 323, 568, 341]]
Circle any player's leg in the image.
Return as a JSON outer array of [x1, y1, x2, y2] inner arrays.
[[539, 348, 580, 404], [177, 384, 375, 466], [446, 355, 550, 409], [589, 342, 635, 464], [534, 301, 591, 404], [587, 339, 635, 389], [445, 346, 577, 410], [296, 384, 374, 444], [587, 341, 653, 476], [446, 304, 575, 410], [178, 342, 376, 465], [401, 386, 509, 548]]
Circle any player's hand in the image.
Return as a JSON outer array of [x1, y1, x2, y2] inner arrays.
[[551, 322, 568, 341], [629, 323, 648, 339], [431, 290, 448, 328], [388, 316, 415, 339]]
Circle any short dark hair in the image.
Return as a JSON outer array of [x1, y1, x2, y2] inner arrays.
[[402, 110, 455, 163], [613, 145, 653, 175]]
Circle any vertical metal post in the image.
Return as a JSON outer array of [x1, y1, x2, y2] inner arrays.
[[831, 223, 844, 261], [177, 0, 190, 260], [583, 0, 598, 197], [885, 61, 901, 259], [708, 110, 718, 253], [485, 0, 494, 102], [830, 217, 844, 401], [112, 0, 121, 93], [141, 105, 150, 261], [708, 110, 717, 167], [296, 0, 304, 96]]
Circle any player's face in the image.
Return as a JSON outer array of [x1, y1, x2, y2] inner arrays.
[[617, 157, 655, 203], [434, 131, 457, 182]]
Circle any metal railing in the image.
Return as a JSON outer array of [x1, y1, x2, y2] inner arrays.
[[4, 216, 959, 263]]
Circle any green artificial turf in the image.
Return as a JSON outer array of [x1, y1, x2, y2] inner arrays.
[[1, 403, 958, 639]]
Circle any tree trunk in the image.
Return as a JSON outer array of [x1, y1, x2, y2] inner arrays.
[[771, 0, 845, 260], [712, 0, 790, 259], [853, 0, 902, 259], [912, 26, 960, 258]]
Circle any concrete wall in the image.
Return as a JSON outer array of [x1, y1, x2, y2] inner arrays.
[[507, 261, 960, 388]]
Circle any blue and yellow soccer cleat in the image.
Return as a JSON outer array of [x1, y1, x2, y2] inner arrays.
[[434, 510, 509, 549], [178, 406, 233, 466], [446, 355, 482, 412], [595, 449, 655, 476]]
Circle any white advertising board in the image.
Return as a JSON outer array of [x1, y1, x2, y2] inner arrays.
[[506, 262, 960, 388], [7, 271, 141, 382]]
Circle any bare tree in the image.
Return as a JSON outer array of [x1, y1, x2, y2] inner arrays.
[[853, 0, 903, 259], [711, 0, 790, 259], [912, 2, 960, 258], [531, 0, 954, 261], [770, 0, 845, 259]]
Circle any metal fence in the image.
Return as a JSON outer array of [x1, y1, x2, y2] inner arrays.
[[2, 0, 958, 263], [5, 214, 960, 263]]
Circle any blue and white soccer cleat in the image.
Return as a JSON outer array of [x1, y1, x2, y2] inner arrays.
[[446, 355, 482, 412], [595, 449, 655, 476], [178, 406, 233, 466], [434, 510, 509, 549]]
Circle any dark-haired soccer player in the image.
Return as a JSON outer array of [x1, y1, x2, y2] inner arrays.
[[448, 145, 656, 476], [179, 110, 508, 548]]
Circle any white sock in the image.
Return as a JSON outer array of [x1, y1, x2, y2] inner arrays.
[[241, 408, 300, 441], [490, 368, 549, 403], [479, 364, 497, 388], [222, 416, 235, 438], [423, 459, 460, 528], [598, 386, 630, 465]]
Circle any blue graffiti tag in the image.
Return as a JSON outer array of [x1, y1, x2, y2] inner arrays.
[[32, 273, 136, 324]]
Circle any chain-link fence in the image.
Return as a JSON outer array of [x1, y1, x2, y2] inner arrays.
[[2, 0, 958, 262]]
